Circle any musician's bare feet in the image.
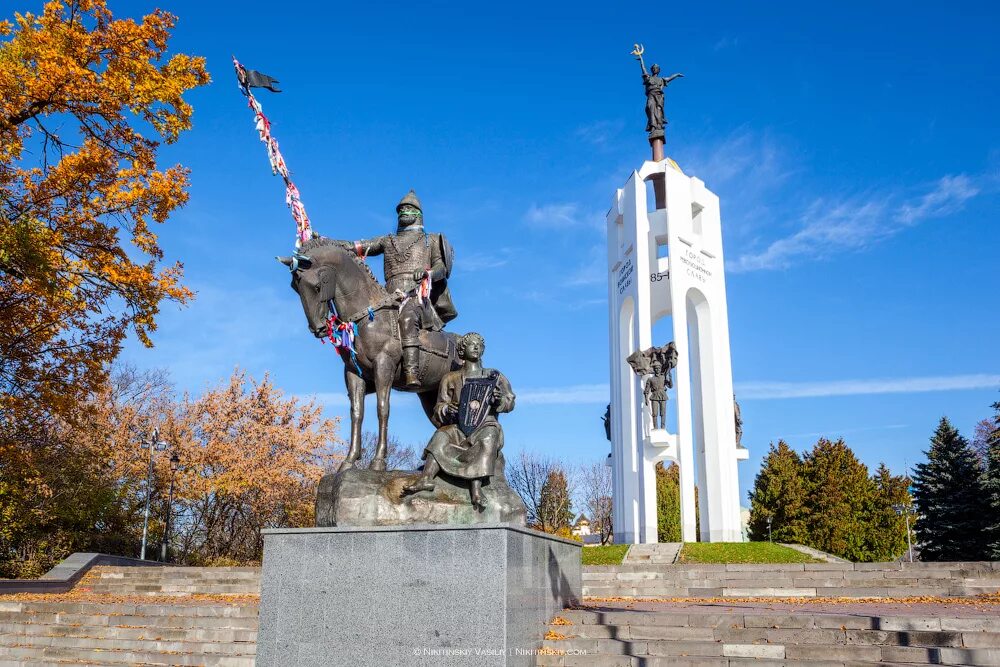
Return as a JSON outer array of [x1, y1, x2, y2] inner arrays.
[[402, 479, 435, 495], [470, 482, 488, 512]]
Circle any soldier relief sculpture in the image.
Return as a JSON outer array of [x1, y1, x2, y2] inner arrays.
[[627, 342, 678, 430]]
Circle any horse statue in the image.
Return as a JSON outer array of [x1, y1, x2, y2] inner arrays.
[[278, 236, 462, 472]]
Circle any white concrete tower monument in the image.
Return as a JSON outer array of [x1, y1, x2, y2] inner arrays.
[[606, 155, 748, 544]]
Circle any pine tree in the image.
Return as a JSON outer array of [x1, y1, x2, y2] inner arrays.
[[983, 400, 1000, 559], [538, 470, 574, 533], [802, 439, 877, 561], [911, 418, 986, 561], [747, 441, 808, 543], [867, 463, 913, 562], [656, 462, 682, 542]]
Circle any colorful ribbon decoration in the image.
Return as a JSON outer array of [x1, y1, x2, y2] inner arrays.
[[232, 57, 313, 247], [323, 299, 363, 376], [418, 270, 432, 303]]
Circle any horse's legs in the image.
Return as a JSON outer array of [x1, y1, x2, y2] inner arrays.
[[370, 355, 394, 471], [337, 368, 367, 473]]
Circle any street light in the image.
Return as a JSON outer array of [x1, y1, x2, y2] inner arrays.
[[139, 429, 168, 560], [767, 515, 773, 543], [160, 451, 180, 563], [893, 503, 914, 563]]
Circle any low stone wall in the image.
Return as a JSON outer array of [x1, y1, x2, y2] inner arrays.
[[0, 553, 163, 595], [583, 561, 1000, 598]]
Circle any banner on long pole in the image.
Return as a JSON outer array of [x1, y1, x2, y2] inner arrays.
[[232, 57, 313, 247]]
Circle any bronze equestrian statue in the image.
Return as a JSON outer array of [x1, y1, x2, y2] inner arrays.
[[278, 195, 463, 472]]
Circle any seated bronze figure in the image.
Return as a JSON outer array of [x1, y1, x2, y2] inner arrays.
[[403, 332, 515, 511]]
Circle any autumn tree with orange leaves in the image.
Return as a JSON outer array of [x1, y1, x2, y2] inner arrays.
[[0, 0, 209, 423], [1, 366, 340, 576], [163, 370, 340, 564]]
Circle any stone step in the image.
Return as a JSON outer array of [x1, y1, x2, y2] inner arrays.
[[537, 654, 957, 666], [86, 577, 261, 586], [583, 587, 1000, 599], [0, 620, 257, 642], [93, 566, 261, 574], [539, 637, 1000, 664], [583, 562, 1000, 573], [82, 584, 261, 596], [583, 570, 1000, 580], [557, 609, 1000, 632], [90, 571, 261, 579], [0, 644, 254, 666], [0, 600, 258, 618], [547, 622, 1000, 647], [0, 610, 258, 631], [0, 631, 255, 656]]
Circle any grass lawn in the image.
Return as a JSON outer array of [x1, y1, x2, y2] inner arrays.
[[678, 542, 820, 564], [581, 545, 629, 566]]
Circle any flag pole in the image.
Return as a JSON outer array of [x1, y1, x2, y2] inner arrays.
[[232, 57, 314, 248]]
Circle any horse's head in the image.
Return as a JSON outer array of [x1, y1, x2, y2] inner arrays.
[[279, 236, 388, 339], [278, 244, 340, 339]]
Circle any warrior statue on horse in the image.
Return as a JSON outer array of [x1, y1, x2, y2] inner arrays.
[[278, 190, 465, 473]]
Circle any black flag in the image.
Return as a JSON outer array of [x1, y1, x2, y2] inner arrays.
[[243, 69, 281, 93]]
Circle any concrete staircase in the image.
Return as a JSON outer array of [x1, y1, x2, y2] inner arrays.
[[80, 566, 261, 597], [3, 562, 999, 666], [583, 561, 1000, 599], [623, 543, 681, 565], [540, 606, 1000, 666], [0, 598, 258, 666]]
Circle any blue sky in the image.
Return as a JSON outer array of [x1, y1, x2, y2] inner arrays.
[[49, 0, 998, 500]]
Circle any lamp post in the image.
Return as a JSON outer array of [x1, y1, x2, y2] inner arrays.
[[139, 429, 168, 561], [160, 452, 180, 563], [767, 515, 773, 543], [893, 503, 913, 563]]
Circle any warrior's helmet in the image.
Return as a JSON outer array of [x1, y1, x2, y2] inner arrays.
[[396, 189, 422, 214]]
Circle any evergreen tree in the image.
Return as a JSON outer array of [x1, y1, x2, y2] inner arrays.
[[538, 470, 574, 533], [983, 400, 1000, 559], [990, 399, 1000, 448], [802, 439, 877, 561], [911, 418, 986, 561], [656, 462, 682, 542], [867, 463, 912, 562], [747, 441, 808, 543]]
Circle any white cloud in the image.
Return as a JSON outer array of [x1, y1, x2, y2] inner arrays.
[[513, 373, 1000, 405], [894, 174, 979, 225], [713, 36, 740, 52], [564, 244, 607, 287], [737, 374, 1000, 399], [461, 248, 515, 272], [524, 203, 583, 230], [518, 383, 610, 405], [729, 174, 980, 273], [304, 392, 351, 408], [121, 283, 303, 390], [574, 119, 625, 149], [524, 203, 604, 234]]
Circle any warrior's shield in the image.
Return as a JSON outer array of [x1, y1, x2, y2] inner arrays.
[[458, 372, 499, 437]]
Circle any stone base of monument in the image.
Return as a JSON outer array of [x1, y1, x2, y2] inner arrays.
[[316, 466, 527, 527], [256, 524, 582, 667]]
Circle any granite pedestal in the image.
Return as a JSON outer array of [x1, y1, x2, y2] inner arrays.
[[257, 524, 582, 666]]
